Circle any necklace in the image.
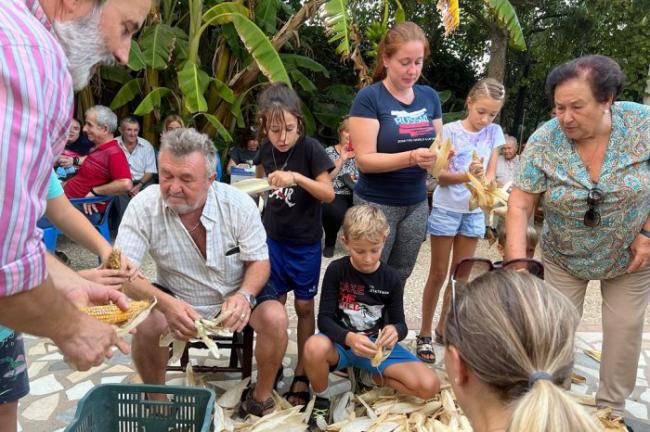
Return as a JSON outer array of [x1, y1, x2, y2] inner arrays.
[[271, 143, 296, 172], [185, 220, 201, 234]]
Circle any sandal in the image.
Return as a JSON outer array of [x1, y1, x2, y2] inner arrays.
[[238, 386, 275, 418], [285, 375, 311, 407], [416, 335, 436, 363]]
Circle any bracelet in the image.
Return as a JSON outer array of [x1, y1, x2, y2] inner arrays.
[[641, 228, 650, 239], [89, 188, 98, 196]]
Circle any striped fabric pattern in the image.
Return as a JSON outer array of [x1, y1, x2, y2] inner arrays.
[[0, 0, 73, 295]]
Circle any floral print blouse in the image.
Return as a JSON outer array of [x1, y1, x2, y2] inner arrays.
[[326, 145, 358, 195], [515, 102, 650, 280]]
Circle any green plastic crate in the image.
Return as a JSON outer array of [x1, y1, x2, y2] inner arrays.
[[65, 384, 215, 432]]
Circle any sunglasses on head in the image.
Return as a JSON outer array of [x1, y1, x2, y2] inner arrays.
[[584, 187, 604, 227], [449, 257, 545, 344]]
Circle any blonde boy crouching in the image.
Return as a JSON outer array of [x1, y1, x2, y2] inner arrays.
[[304, 205, 440, 429]]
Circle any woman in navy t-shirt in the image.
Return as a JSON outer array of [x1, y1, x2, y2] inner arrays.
[[348, 21, 442, 288]]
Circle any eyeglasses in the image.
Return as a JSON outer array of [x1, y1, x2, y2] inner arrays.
[[449, 257, 545, 344], [584, 187, 604, 227]]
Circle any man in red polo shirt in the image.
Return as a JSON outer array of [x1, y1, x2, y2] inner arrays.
[[64, 105, 132, 215]]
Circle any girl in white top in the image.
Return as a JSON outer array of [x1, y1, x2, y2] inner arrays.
[[416, 78, 506, 363]]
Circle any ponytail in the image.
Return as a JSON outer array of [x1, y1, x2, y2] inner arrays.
[[510, 380, 602, 432]]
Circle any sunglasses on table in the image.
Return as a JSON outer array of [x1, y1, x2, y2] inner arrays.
[[449, 257, 545, 343], [584, 187, 604, 227]]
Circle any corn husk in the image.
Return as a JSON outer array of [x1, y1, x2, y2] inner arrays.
[[584, 349, 602, 362], [371, 329, 393, 368], [429, 136, 453, 178], [595, 408, 628, 432], [217, 377, 251, 409], [571, 372, 587, 384], [106, 248, 122, 270]]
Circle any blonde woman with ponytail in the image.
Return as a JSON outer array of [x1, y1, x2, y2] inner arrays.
[[443, 270, 602, 432]]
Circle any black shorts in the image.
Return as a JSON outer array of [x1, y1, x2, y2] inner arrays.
[[0, 332, 29, 403]]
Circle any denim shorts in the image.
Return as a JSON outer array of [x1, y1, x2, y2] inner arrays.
[[257, 238, 321, 302], [427, 206, 485, 238], [0, 332, 29, 403], [322, 335, 419, 375]]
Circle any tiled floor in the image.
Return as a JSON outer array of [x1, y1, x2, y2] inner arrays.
[[15, 329, 650, 431]]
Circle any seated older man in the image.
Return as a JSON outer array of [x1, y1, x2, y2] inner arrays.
[[64, 105, 133, 214], [115, 128, 288, 417]]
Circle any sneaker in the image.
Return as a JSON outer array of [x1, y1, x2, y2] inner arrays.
[[350, 367, 375, 394], [308, 396, 331, 431]]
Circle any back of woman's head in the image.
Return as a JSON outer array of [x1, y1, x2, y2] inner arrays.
[[372, 21, 430, 82], [256, 82, 305, 141], [444, 270, 601, 432]]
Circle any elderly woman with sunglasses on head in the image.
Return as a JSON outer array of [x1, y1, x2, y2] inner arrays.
[[506, 54, 650, 416]]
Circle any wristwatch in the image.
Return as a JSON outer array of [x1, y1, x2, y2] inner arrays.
[[640, 228, 650, 239], [237, 290, 257, 309]]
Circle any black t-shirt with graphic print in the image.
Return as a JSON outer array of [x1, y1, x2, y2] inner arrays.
[[318, 256, 408, 347], [255, 135, 334, 244], [349, 82, 442, 206]]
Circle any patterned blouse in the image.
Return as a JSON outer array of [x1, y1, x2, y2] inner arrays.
[[515, 102, 650, 280], [326, 145, 359, 195]]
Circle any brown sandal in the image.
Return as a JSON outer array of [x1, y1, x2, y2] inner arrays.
[[238, 387, 275, 418]]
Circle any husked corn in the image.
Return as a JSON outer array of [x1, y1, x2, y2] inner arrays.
[[81, 300, 151, 324]]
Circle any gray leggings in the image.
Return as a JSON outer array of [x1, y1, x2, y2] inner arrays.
[[354, 195, 428, 287]]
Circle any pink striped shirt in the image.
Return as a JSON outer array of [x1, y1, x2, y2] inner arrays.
[[0, 0, 73, 296]]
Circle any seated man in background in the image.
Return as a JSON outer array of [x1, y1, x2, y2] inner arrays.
[[64, 105, 132, 217], [494, 135, 520, 189], [115, 128, 288, 417], [117, 115, 157, 196]]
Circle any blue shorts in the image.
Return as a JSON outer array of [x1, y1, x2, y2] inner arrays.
[[324, 335, 420, 375], [257, 238, 321, 302], [0, 332, 29, 403], [427, 206, 485, 238]]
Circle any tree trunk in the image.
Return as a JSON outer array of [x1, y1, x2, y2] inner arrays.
[[487, 23, 508, 83], [643, 62, 650, 105]]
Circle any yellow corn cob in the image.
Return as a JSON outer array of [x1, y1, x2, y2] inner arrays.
[[81, 300, 151, 324], [106, 249, 122, 270]]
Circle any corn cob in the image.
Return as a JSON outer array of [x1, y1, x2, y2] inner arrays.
[[81, 300, 151, 324], [429, 136, 453, 178], [106, 248, 122, 270]]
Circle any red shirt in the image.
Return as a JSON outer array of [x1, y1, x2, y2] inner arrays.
[[64, 139, 131, 211]]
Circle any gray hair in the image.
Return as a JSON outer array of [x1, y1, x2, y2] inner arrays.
[[160, 128, 216, 177], [88, 105, 118, 133]]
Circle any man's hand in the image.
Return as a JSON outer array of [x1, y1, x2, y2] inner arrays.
[[160, 296, 200, 340], [55, 313, 129, 371], [375, 325, 398, 349], [628, 233, 650, 273], [82, 191, 99, 214], [128, 183, 143, 197], [221, 292, 251, 333], [345, 332, 378, 359], [99, 252, 140, 280]]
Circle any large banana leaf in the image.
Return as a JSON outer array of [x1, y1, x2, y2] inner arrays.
[[110, 78, 143, 110], [203, 2, 249, 25], [212, 78, 236, 104], [100, 66, 133, 85], [140, 24, 177, 70], [321, 0, 351, 57], [394, 0, 406, 23], [289, 69, 317, 92], [217, 13, 291, 85], [134, 87, 172, 116], [178, 63, 210, 113], [255, 0, 279, 34], [483, 0, 526, 51], [128, 40, 146, 71], [201, 113, 233, 143], [280, 54, 330, 77], [169, 27, 189, 65]]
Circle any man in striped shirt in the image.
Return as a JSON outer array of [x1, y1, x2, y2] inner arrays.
[[0, 0, 150, 428]]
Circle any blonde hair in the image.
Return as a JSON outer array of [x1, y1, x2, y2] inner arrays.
[[342, 205, 390, 244], [372, 21, 430, 83], [467, 77, 506, 105], [444, 271, 601, 432], [163, 114, 184, 131]]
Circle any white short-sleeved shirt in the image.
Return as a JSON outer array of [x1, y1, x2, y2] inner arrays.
[[432, 121, 505, 213], [117, 136, 157, 181], [115, 183, 268, 318]]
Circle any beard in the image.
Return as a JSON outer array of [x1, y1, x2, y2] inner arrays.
[[52, 8, 115, 91]]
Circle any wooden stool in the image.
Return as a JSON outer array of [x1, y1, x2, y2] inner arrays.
[[166, 326, 253, 379]]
